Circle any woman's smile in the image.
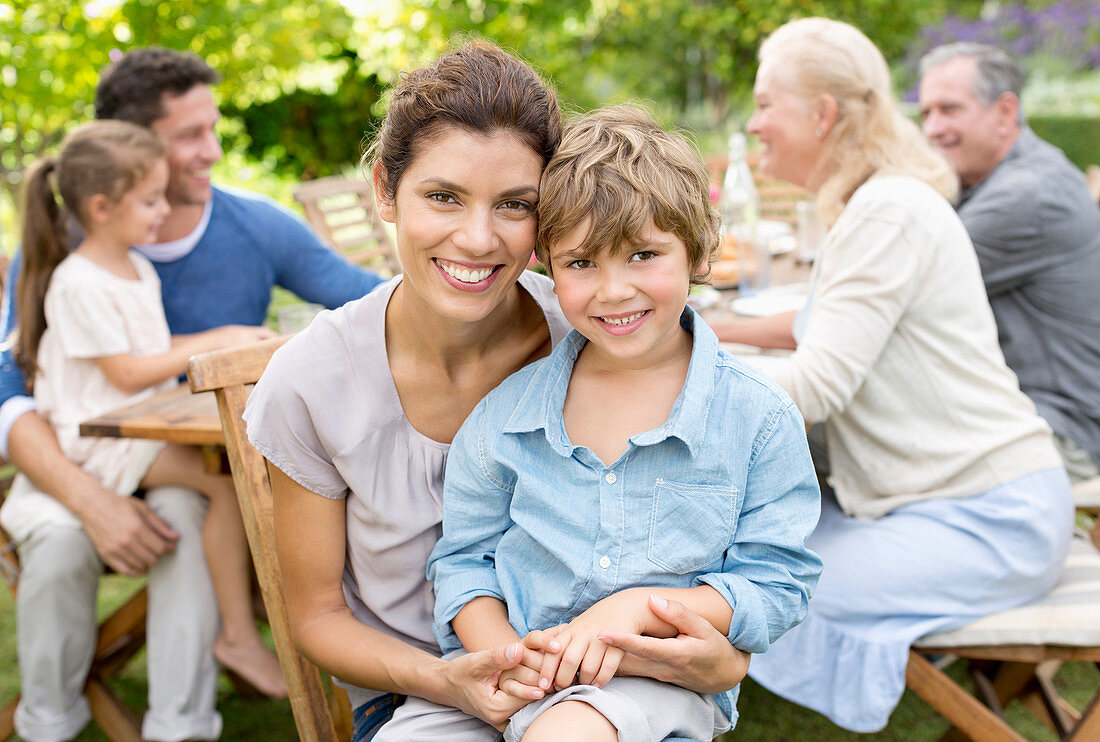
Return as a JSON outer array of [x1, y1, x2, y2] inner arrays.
[[433, 258, 502, 291]]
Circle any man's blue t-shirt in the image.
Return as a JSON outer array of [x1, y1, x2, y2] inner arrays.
[[0, 185, 385, 443]]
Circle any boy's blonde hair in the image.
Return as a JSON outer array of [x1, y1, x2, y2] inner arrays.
[[536, 105, 719, 285]]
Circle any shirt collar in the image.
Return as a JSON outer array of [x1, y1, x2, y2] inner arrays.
[[502, 306, 719, 458], [958, 127, 1035, 207], [134, 191, 214, 263]]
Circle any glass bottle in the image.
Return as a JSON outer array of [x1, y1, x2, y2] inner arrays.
[[721, 132, 769, 295]]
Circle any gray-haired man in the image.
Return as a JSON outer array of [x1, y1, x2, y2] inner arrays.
[[919, 42, 1100, 481]]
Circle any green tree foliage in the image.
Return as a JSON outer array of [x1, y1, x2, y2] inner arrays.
[[1, 3, 114, 200], [221, 53, 384, 180], [0, 0, 998, 236], [377, 0, 984, 129], [1, 0, 356, 207]]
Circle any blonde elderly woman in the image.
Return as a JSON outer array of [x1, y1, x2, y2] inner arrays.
[[708, 18, 1074, 733]]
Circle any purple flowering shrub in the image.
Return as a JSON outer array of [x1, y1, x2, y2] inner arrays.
[[902, 0, 1100, 101]]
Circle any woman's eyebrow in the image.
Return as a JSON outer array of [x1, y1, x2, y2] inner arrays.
[[419, 177, 466, 193], [499, 185, 540, 199], [419, 178, 538, 199]]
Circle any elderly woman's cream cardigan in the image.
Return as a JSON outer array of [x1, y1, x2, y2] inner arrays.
[[766, 174, 1061, 519]]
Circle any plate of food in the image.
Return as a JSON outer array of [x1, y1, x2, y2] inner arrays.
[[769, 234, 797, 255], [708, 229, 741, 288], [709, 259, 740, 289]]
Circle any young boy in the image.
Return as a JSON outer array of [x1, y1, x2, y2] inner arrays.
[[373, 106, 821, 742]]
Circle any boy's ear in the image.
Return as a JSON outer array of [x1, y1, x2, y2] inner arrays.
[[693, 254, 710, 278], [85, 193, 113, 224], [373, 162, 395, 223]]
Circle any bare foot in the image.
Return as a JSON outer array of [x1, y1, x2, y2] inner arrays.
[[214, 633, 289, 699]]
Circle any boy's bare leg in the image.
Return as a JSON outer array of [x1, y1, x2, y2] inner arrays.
[[521, 701, 617, 742], [143, 443, 287, 698]]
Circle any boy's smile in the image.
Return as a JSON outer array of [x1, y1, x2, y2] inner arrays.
[[596, 309, 650, 334]]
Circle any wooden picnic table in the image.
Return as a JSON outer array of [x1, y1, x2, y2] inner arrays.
[[79, 384, 223, 446], [79, 384, 230, 474]]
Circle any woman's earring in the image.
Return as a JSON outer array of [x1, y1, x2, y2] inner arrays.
[[815, 128, 823, 137]]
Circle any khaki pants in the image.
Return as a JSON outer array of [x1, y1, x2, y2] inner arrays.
[[14, 486, 222, 742]]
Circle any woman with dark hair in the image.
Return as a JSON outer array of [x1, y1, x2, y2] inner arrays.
[[244, 42, 747, 741]]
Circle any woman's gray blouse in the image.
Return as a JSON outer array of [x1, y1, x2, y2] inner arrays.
[[243, 272, 570, 707]]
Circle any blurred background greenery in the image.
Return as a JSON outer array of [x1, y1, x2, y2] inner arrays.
[[3, 0, 1099, 248], [2, 2, 1100, 738]]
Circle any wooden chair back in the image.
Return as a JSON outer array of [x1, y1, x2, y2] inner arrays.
[[187, 337, 351, 742], [0, 473, 148, 742], [746, 152, 811, 225], [705, 152, 811, 225], [292, 176, 400, 275]]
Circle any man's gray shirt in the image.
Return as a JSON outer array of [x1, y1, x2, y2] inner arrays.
[[958, 127, 1100, 468]]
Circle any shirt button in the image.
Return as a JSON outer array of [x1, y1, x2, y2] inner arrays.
[[599, 555, 611, 569], [605, 471, 617, 484]]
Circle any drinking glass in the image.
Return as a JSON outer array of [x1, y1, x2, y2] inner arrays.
[[277, 303, 324, 335], [735, 226, 772, 297]]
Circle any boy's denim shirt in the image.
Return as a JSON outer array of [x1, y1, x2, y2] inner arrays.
[[429, 307, 822, 719]]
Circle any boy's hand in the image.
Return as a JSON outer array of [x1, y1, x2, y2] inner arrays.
[[538, 592, 653, 691]]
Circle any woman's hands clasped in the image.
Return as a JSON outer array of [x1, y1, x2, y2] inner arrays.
[[522, 594, 750, 696], [600, 594, 750, 695], [450, 594, 748, 731]]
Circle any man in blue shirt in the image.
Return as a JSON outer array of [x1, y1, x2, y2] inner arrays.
[[4, 48, 384, 742]]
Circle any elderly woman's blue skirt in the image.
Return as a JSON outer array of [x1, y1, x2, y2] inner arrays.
[[747, 467, 1073, 732]]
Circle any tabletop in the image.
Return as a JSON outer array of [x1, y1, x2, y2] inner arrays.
[[79, 384, 224, 446], [77, 255, 809, 449], [700, 253, 812, 319]]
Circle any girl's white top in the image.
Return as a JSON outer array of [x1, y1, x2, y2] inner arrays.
[[0, 252, 173, 542]]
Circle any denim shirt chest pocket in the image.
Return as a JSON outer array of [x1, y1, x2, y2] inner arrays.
[[647, 478, 740, 575]]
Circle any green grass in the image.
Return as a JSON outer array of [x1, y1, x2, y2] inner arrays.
[[0, 576, 297, 741], [2, 576, 1097, 741], [723, 661, 1099, 741]]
